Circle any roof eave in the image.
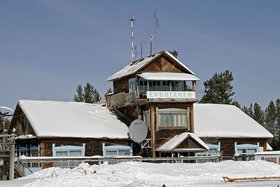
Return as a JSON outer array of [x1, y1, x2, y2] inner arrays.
[[107, 51, 196, 81]]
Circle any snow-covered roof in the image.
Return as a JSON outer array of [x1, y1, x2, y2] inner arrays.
[[156, 132, 209, 152], [107, 51, 195, 81], [255, 151, 280, 155], [16, 100, 129, 139], [138, 72, 199, 81], [194, 104, 273, 138], [267, 143, 273, 151]]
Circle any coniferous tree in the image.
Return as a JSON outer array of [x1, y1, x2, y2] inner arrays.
[[275, 99, 280, 145], [253, 102, 265, 126], [232, 101, 241, 108], [106, 87, 113, 95], [242, 99, 280, 149], [242, 104, 254, 118], [265, 100, 276, 133], [200, 70, 235, 104], [0, 115, 3, 132], [93, 88, 101, 103], [0, 115, 10, 132], [265, 100, 277, 145], [168, 50, 178, 58], [74, 85, 84, 102], [73, 82, 102, 103], [83, 83, 95, 103], [276, 99, 280, 125]]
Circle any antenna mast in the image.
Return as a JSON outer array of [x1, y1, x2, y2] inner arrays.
[[129, 16, 137, 61], [149, 10, 160, 56]]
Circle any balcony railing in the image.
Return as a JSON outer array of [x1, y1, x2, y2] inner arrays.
[[106, 91, 197, 108]]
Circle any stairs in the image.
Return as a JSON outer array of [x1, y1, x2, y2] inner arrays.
[[141, 138, 152, 149]]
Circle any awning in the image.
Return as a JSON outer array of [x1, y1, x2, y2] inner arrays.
[[156, 132, 209, 152], [137, 72, 200, 81]]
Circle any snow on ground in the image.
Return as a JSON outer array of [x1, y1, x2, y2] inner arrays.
[[1, 160, 280, 187]]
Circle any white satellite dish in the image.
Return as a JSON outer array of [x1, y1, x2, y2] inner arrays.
[[129, 119, 147, 143], [0, 106, 13, 116]]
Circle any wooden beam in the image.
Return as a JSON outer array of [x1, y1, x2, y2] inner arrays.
[[8, 134, 15, 180], [264, 141, 267, 151], [192, 81, 196, 91], [40, 142, 47, 169], [150, 105, 156, 157], [223, 176, 280, 183], [190, 105, 194, 133]]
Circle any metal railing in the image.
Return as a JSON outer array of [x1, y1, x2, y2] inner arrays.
[[18, 155, 220, 166]]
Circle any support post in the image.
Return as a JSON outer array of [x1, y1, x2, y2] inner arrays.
[[9, 134, 15, 180], [190, 105, 194, 133], [192, 81, 196, 91], [150, 105, 156, 157], [264, 142, 267, 151], [41, 142, 47, 169]]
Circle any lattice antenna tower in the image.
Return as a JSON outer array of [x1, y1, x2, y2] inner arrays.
[[129, 16, 137, 61], [149, 10, 160, 55]]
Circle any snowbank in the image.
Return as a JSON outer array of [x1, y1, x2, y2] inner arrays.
[[3, 160, 279, 187]]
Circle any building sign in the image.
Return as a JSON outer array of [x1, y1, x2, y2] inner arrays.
[[147, 91, 196, 99], [255, 152, 280, 164]]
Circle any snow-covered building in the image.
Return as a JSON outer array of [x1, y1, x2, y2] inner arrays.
[[9, 51, 273, 163], [194, 104, 273, 159], [9, 100, 131, 171], [106, 50, 273, 158], [106, 51, 208, 157]]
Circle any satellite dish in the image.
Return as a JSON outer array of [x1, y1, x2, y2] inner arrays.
[[129, 119, 147, 143], [0, 106, 13, 117]]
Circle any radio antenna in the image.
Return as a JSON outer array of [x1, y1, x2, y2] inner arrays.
[[129, 16, 137, 61], [149, 10, 160, 55]]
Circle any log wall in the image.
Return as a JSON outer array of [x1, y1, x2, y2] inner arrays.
[[201, 137, 268, 159]]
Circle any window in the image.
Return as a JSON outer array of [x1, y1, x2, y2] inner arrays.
[[129, 78, 136, 92], [172, 81, 184, 91], [139, 78, 147, 95], [102, 144, 133, 157], [157, 108, 190, 128], [234, 143, 260, 161], [143, 110, 150, 130], [161, 81, 169, 91], [52, 144, 85, 168], [143, 108, 190, 129], [16, 144, 41, 175]]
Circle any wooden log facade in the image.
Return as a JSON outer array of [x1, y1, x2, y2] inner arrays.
[[107, 51, 200, 157], [106, 51, 272, 158], [8, 50, 273, 167], [15, 138, 129, 169], [201, 138, 268, 159]]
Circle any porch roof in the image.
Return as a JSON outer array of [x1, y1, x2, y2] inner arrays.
[[156, 132, 209, 152], [138, 72, 199, 81]]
